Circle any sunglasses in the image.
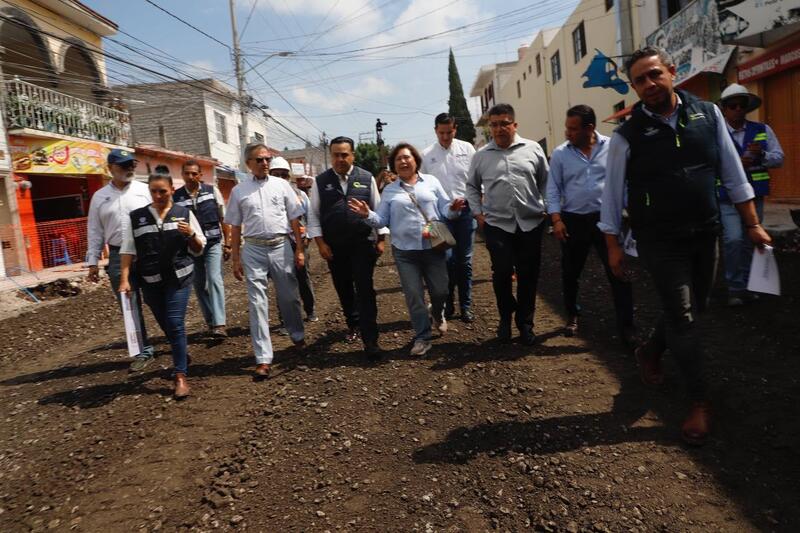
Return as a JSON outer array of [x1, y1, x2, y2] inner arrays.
[[250, 157, 271, 163], [725, 102, 747, 110], [489, 120, 514, 129]]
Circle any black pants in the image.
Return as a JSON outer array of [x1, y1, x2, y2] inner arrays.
[[483, 223, 544, 331], [560, 211, 634, 331], [637, 234, 718, 400], [290, 240, 315, 316], [328, 240, 379, 344]]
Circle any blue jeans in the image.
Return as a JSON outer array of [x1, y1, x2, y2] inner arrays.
[[445, 209, 476, 314], [720, 197, 765, 293], [193, 241, 227, 327], [105, 246, 154, 358], [141, 283, 191, 375], [392, 247, 449, 342]]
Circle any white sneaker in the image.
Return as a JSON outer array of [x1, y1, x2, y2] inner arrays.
[[434, 318, 447, 334], [410, 339, 432, 356]]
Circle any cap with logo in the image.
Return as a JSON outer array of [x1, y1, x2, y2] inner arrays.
[[107, 148, 136, 165]]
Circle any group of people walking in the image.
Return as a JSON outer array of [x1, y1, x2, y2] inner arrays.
[[86, 46, 781, 446]]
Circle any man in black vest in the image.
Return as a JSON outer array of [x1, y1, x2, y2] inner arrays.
[[306, 137, 387, 359], [173, 160, 229, 337], [599, 47, 772, 446]]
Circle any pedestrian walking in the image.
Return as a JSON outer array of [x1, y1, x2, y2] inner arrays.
[[717, 83, 784, 306], [599, 47, 772, 445], [118, 171, 206, 398], [421, 113, 477, 322], [306, 137, 388, 359], [224, 144, 306, 379], [172, 160, 229, 337], [85, 149, 155, 371], [349, 143, 464, 357], [545, 105, 635, 345], [465, 103, 549, 345]]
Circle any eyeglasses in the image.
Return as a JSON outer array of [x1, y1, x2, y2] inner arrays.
[[724, 102, 747, 110], [249, 157, 271, 163], [489, 120, 514, 129]]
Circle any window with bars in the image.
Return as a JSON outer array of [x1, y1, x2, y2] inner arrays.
[[536, 54, 542, 76], [551, 51, 561, 84], [214, 111, 228, 144], [572, 22, 586, 64]]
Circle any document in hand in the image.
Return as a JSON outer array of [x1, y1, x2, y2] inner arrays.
[[623, 229, 638, 258], [747, 245, 781, 296], [121, 292, 143, 356]]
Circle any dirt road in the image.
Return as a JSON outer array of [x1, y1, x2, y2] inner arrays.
[[0, 237, 798, 532]]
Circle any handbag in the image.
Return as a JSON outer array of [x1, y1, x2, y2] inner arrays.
[[404, 186, 456, 251]]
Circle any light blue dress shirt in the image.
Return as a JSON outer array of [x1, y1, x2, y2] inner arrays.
[[365, 173, 456, 250], [599, 96, 754, 236], [546, 133, 610, 215]]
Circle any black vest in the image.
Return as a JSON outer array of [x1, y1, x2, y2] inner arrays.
[[129, 204, 195, 288], [173, 183, 222, 246], [617, 90, 720, 242], [315, 166, 374, 246]]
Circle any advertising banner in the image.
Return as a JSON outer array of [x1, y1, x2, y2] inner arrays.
[[718, 0, 800, 44], [9, 137, 108, 175]]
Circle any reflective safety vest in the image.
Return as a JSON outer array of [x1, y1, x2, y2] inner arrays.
[[129, 204, 195, 288], [316, 166, 374, 246], [173, 183, 222, 245], [718, 120, 770, 201]]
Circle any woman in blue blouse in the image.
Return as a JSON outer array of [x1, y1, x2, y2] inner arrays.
[[350, 143, 463, 356]]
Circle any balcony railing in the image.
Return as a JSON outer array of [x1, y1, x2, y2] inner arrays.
[[1, 77, 131, 146]]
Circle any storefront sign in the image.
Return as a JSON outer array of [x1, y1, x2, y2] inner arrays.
[[718, 0, 800, 45], [738, 40, 800, 82], [9, 137, 108, 175]]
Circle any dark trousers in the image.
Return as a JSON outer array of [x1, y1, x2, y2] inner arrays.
[[328, 240, 379, 344], [483, 222, 544, 331], [560, 211, 634, 331], [445, 210, 476, 314], [291, 240, 315, 316], [637, 234, 718, 400], [141, 283, 191, 375]]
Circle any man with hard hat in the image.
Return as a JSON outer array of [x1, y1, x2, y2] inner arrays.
[[718, 83, 785, 306], [85, 148, 155, 370]]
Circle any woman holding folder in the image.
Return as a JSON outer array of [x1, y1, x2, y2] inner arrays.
[[119, 169, 206, 399]]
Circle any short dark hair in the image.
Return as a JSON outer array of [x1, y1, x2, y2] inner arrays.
[[182, 159, 201, 171], [488, 103, 515, 120], [624, 46, 672, 80], [388, 142, 422, 174], [566, 105, 596, 128], [434, 113, 456, 127], [329, 136, 354, 151], [148, 171, 173, 186]]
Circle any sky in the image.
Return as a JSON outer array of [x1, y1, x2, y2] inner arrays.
[[82, 0, 580, 150]]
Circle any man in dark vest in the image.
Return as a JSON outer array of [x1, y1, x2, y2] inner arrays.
[[306, 136, 387, 359], [717, 83, 784, 306], [599, 47, 772, 446], [173, 160, 229, 337]]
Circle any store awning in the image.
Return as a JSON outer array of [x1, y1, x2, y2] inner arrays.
[[676, 47, 736, 88]]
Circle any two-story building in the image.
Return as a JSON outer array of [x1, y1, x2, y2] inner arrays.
[[1, 0, 131, 273]]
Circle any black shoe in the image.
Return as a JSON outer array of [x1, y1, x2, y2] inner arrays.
[[496, 320, 512, 343], [364, 342, 381, 361], [444, 298, 455, 320], [461, 308, 474, 323], [520, 327, 537, 346]]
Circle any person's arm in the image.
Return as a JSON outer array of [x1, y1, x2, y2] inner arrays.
[[85, 192, 104, 281], [762, 124, 785, 169], [306, 177, 334, 261], [369, 177, 390, 237], [465, 154, 484, 228], [119, 253, 134, 294], [290, 218, 305, 268], [212, 185, 232, 258], [183, 211, 206, 255], [546, 150, 568, 241], [598, 132, 630, 278], [534, 144, 549, 199], [230, 225, 244, 281]]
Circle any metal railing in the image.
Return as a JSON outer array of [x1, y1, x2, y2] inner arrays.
[[1, 77, 131, 146]]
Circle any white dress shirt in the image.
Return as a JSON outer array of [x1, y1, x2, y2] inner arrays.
[[305, 166, 388, 239], [223, 175, 303, 238], [421, 138, 476, 200], [120, 207, 205, 257], [85, 179, 152, 265]]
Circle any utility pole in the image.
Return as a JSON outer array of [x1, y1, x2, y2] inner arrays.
[[229, 0, 248, 171]]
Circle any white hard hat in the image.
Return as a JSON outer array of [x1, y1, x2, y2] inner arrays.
[[719, 83, 762, 112], [270, 156, 290, 171]]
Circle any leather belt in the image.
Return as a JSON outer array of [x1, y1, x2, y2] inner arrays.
[[244, 235, 287, 247]]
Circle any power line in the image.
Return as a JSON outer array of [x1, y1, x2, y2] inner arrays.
[[140, 0, 231, 50]]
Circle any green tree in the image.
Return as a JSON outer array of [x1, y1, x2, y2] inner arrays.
[[447, 48, 477, 144], [354, 142, 390, 176]]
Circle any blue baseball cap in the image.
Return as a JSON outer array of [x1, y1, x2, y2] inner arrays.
[[107, 148, 136, 165]]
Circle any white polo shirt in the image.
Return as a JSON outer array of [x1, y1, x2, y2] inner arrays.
[[224, 174, 303, 239], [85, 179, 152, 265], [420, 138, 476, 200]]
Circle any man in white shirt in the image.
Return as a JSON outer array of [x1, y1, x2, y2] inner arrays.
[[421, 113, 477, 322], [224, 143, 306, 379], [85, 149, 155, 371]]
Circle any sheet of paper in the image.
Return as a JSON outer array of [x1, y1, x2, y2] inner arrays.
[[121, 292, 143, 357], [747, 245, 780, 296], [623, 229, 638, 258]]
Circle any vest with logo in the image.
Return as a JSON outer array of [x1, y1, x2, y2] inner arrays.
[[718, 120, 769, 201], [617, 90, 720, 242], [173, 183, 222, 246], [129, 204, 195, 288], [316, 166, 374, 246]]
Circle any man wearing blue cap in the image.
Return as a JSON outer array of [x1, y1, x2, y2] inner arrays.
[[86, 149, 155, 370]]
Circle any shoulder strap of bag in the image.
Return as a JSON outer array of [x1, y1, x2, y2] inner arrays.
[[402, 182, 431, 224]]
